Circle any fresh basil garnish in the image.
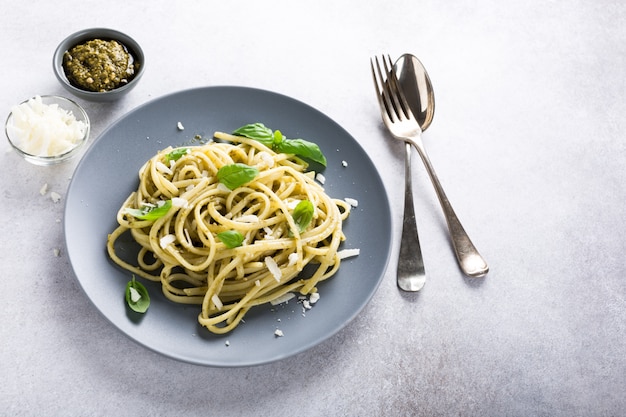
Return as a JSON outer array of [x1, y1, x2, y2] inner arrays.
[[165, 148, 190, 162], [217, 163, 259, 190], [292, 200, 314, 233], [124, 200, 173, 221], [217, 230, 245, 248], [125, 275, 150, 313], [233, 123, 327, 167]]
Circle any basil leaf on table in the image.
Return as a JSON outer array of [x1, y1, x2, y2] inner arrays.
[[217, 163, 259, 190]]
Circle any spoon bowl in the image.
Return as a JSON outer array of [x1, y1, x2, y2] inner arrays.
[[394, 54, 435, 131]]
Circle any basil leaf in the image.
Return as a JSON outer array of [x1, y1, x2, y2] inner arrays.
[[232, 123, 327, 166], [217, 163, 259, 190], [232, 123, 274, 146], [124, 200, 173, 220], [125, 276, 150, 313], [292, 200, 314, 233], [217, 230, 244, 248], [165, 148, 190, 162], [277, 138, 327, 166]]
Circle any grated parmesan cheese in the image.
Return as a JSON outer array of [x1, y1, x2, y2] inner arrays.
[[129, 287, 142, 303], [315, 173, 326, 185], [39, 183, 48, 195], [159, 234, 176, 249], [177, 122, 184, 131], [236, 215, 260, 223], [274, 329, 284, 337], [288, 252, 299, 266], [309, 292, 320, 304], [50, 192, 61, 203], [7, 96, 87, 157], [265, 256, 282, 282], [337, 248, 360, 259], [211, 294, 223, 310], [344, 197, 358, 207], [155, 161, 173, 175], [171, 197, 189, 208]]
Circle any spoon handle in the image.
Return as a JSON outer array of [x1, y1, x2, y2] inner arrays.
[[397, 142, 426, 291], [409, 135, 489, 277]]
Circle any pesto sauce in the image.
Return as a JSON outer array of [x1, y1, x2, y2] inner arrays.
[[62, 39, 139, 92]]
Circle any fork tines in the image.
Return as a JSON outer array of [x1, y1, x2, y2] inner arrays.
[[370, 54, 413, 123]]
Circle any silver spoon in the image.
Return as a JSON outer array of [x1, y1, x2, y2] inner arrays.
[[394, 54, 489, 277]]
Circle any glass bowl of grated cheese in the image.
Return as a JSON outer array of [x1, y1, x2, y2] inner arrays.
[[5, 95, 90, 165]]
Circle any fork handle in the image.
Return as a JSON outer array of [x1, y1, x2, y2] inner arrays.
[[397, 142, 426, 291], [408, 136, 489, 277]]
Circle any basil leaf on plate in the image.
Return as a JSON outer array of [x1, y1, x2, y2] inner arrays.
[[232, 123, 327, 166], [124, 200, 173, 221], [292, 200, 314, 233], [232, 123, 274, 146], [125, 276, 150, 313], [217, 163, 259, 190], [165, 148, 190, 162], [217, 230, 245, 248]]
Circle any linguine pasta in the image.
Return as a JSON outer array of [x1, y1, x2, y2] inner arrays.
[[107, 131, 351, 334]]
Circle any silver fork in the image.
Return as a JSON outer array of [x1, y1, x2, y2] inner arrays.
[[371, 57, 426, 291], [371, 55, 489, 278]]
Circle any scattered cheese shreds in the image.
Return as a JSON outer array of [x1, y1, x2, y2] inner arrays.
[[342, 160, 348, 167], [177, 122, 184, 131], [270, 292, 295, 306], [288, 252, 299, 266], [159, 234, 176, 249], [344, 197, 358, 207], [338, 248, 360, 259], [237, 215, 260, 223], [256, 151, 275, 168], [156, 161, 173, 175], [50, 192, 61, 203], [286, 199, 301, 210], [129, 287, 142, 303], [309, 292, 320, 304], [274, 329, 284, 337], [40, 183, 48, 195], [315, 173, 326, 185], [211, 294, 223, 310], [172, 197, 189, 208], [265, 256, 282, 282]]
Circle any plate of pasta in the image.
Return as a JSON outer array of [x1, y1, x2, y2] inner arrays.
[[64, 86, 392, 367]]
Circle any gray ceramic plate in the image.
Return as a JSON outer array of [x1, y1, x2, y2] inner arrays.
[[64, 86, 391, 367]]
